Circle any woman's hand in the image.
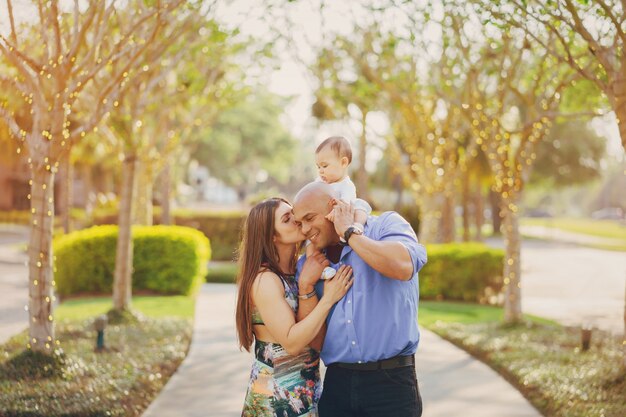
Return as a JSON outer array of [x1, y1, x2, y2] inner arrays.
[[299, 251, 329, 292], [322, 265, 353, 304]]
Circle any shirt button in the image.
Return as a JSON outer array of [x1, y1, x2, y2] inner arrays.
[[347, 300, 351, 304], [352, 341, 356, 345], [347, 319, 351, 324]]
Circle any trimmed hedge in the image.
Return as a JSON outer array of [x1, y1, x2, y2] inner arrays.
[[53, 225, 210, 297], [205, 243, 504, 304], [0, 210, 31, 225], [169, 210, 245, 262], [420, 243, 504, 303], [94, 209, 246, 261]]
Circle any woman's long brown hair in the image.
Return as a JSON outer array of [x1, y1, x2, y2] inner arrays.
[[235, 197, 298, 351]]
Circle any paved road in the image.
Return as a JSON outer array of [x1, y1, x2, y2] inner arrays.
[[487, 237, 626, 334]]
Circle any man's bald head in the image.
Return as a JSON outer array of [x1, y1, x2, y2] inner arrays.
[[294, 182, 337, 207]]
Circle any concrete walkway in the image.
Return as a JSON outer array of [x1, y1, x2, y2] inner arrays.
[[0, 225, 29, 345], [142, 284, 542, 417]]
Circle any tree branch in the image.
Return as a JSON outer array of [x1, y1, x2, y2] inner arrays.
[[66, 1, 103, 69], [36, 0, 50, 63], [562, 0, 614, 72], [6, 0, 18, 46], [595, 0, 626, 45], [0, 35, 43, 74], [0, 105, 26, 140], [50, 0, 63, 61]]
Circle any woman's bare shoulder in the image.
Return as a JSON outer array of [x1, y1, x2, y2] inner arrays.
[[251, 270, 284, 297]]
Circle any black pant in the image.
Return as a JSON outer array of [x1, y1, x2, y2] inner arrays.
[[318, 364, 422, 417]]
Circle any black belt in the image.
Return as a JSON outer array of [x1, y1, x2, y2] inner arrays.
[[329, 355, 415, 371]]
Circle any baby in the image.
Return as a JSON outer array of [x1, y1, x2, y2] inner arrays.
[[310, 136, 372, 278]]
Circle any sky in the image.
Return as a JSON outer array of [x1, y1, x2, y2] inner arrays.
[[1, 0, 623, 164]]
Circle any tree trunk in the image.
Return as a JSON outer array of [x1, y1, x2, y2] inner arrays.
[[113, 154, 137, 311], [440, 191, 455, 243], [611, 75, 626, 151], [502, 197, 523, 323], [161, 161, 172, 225], [623, 280, 626, 368], [393, 173, 403, 212], [489, 189, 502, 235], [82, 165, 94, 221], [356, 111, 369, 200], [461, 171, 471, 242], [418, 194, 439, 244], [28, 167, 56, 352], [474, 185, 485, 242], [134, 159, 153, 226]]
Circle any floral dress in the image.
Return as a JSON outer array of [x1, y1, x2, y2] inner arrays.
[[242, 274, 321, 417]]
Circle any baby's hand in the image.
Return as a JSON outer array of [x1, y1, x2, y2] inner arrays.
[[305, 242, 317, 257]]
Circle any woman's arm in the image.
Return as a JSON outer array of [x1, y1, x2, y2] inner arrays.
[[296, 251, 330, 351], [253, 267, 352, 356]]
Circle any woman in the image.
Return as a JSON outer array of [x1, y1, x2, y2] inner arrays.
[[236, 198, 353, 417]]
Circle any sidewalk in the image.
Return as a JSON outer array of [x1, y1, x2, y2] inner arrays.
[[0, 226, 29, 344], [142, 284, 542, 417], [0, 224, 28, 265]]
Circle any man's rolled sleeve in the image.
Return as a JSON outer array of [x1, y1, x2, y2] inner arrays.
[[378, 212, 427, 276]]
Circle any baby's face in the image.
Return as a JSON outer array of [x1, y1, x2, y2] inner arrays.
[[315, 147, 349, 183]]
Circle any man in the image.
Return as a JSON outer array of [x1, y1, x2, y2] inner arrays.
[[293, 182, 427, 417]]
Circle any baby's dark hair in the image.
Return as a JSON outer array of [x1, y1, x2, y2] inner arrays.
[[315, 136, 352, 163]]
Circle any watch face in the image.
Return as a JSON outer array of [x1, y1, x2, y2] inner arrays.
[[344, 225, 362, 244]]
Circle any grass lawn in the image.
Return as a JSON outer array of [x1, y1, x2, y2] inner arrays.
[[56, 295, 196, 321], [421, 301, 626, 417], [419, 300, 556, 326], [0, 295, 195, 417], [521, 217, 626, 241]]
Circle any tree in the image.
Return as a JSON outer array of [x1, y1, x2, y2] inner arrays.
[[0, 0, 184, 352], [478, 0, 625, 151], [465, 28, 581, 323], [150, 17, 246, 224], [194, 91, 298, 202], [311, 29, 383, 200], [529, 120, 606, 188], [103, 5, 211, 314]]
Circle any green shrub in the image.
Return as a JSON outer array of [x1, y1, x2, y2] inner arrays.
[[206, 262, 238, 283], [94, 209, 246, 261], [420, 243, 504, 303], [53, 225, 210, 297], [170, 210, 245, 261]]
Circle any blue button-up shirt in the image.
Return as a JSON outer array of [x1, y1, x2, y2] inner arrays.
[[296, 211, 427, 365]]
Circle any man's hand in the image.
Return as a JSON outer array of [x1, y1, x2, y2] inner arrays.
[[330, 199, 355, 238]]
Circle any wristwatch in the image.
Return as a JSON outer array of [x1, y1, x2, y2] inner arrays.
[[343, 223, 364, 245]]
